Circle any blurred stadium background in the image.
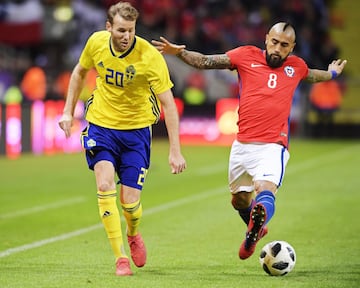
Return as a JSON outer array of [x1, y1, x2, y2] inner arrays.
[[0, 0, 359, 158]]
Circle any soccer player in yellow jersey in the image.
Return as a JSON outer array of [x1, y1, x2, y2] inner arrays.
[[58, 1, 186, 276]]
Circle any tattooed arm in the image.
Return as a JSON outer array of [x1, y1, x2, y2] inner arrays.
[[175, 50, 231, 69], [152, 36, 232, 69], [306, 59, 347, 83]]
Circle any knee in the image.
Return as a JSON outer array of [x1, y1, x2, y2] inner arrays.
[[97, 181, 116, 192], [231, 192, 252, 210], [254, 181, 277, 196]]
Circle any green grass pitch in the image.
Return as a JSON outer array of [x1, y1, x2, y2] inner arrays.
[[0, 139, 359, 288]]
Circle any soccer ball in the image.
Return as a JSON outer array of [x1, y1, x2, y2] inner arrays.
[[259, 240, 296, 276]]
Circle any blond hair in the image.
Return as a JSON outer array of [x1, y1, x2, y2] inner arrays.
[[107, 1, 139, 24]]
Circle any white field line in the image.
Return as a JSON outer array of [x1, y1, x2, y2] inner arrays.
[[0, 186, 226, 258], [0, 197, 86, 219], [0, 224, 103, 258], [0, 143, 358, 258]]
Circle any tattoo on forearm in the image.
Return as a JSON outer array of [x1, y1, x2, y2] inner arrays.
[[306, 70, 317, 83], [178, 51, 231, 69], [306, 69, 332, 83]]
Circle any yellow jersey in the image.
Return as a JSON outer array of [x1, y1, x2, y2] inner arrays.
[[79, 31, 174, 129]]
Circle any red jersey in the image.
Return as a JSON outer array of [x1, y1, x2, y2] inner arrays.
[[226, 46, 308, 147]]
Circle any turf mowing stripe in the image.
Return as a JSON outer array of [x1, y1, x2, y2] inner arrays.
[[1, 143, 358, 258], [0, 197, 86, 219], [286, 144, 359, 175], [197, 143, 360, 176], [0, 186, 226, 258], [0, 224, 103, 258], [196, 163, 227, 176]]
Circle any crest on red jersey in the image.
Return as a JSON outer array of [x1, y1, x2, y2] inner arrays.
[[284, 66, 295, 77]]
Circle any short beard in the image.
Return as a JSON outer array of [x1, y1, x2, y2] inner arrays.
[[266, 51, 286, 68]]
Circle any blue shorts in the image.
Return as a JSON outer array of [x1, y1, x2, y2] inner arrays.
[[81, 123, 151, 190]]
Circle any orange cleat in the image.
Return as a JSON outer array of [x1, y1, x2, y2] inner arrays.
[[115, 257, 133, 276], [128, 233, 147, 267]]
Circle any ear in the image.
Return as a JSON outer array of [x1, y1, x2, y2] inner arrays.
[[290, 42, 296, 52], [106, 21, 111, 32], [265, 34, 269, 45]]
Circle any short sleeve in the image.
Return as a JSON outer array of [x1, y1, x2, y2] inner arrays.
[[147, 50, 173, 94], [79, 34, 95, 69]]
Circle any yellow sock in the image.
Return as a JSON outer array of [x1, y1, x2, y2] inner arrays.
[[97, 190, 126, 259], [122, 200, 142, 236]]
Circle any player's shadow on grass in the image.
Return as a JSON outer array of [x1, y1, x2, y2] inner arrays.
[[142, 265, 272, 279]]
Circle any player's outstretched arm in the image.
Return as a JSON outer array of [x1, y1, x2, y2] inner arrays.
[[152, 36, 186, 55], [152, 36, 231, 70], [306, 59, 347, 83]]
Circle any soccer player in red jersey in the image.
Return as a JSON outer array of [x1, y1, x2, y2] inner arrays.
[[152, 22, 347, 260]]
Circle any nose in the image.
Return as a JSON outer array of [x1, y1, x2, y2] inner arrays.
[[274, 43, 281, 53], [123, 31, 130, 40]]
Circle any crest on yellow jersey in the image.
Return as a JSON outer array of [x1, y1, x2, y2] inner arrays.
[[126, 65, 136, 83]]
